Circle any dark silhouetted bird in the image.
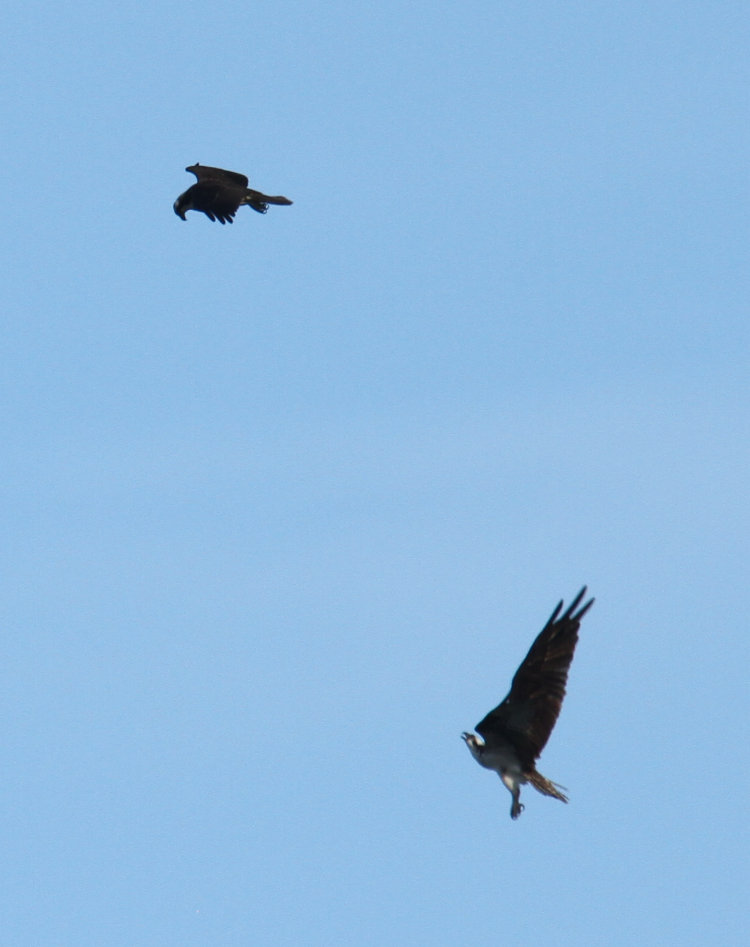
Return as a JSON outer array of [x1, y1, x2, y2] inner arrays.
[[462, 587, 593, 819], [173, 164, 292, 224]]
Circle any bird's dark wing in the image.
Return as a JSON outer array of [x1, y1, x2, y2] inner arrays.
[[475, 587, 593, 767], [186, 164, 249, 188], [186, 182, 243, 224]]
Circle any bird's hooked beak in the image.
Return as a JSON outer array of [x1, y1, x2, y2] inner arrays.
[[461, 732, 471, 743]]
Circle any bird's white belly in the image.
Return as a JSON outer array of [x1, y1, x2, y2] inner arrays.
[[478, 741, 525, 779]]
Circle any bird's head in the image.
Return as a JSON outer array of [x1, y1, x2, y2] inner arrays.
[[461, 731, 484, 761], [173, 195, 189, 220]]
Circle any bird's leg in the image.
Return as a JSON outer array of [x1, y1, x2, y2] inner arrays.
[[500, 772, 525, 819]]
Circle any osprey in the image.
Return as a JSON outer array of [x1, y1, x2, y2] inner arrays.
[[173, 164, 292, 224], [462, 587, 593, 819]]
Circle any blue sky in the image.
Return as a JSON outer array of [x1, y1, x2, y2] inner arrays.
[[2, 1, 748, 944]]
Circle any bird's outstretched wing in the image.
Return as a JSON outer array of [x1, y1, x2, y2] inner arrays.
[[475, 587, 593, 767], [186, 164, 249, 188]]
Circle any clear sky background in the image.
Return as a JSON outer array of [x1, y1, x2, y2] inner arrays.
[[3, 1, 748, 944]]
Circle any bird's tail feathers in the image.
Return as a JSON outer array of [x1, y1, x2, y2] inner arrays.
[[240, 189, 293, 213], [527, 770, 568, 803], [257, 194, 293, 205]]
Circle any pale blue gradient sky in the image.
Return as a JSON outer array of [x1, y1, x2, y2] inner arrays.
[[2, 2, 748, 944]]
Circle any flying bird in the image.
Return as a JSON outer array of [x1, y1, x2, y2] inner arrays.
[[173, 164, 292, 224], [462, 587, 593, 819]]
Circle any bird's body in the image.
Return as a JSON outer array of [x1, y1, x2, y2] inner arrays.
[[462, 587, 593, 819], [173, 164, 292, 224]]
